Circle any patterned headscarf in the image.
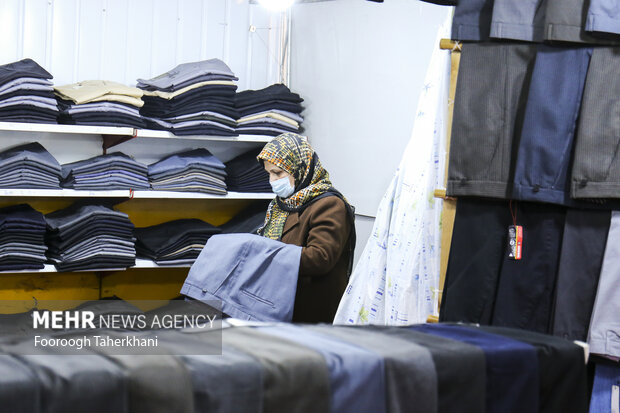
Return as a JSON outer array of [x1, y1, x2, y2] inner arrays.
[[257, 133, 334, 240]]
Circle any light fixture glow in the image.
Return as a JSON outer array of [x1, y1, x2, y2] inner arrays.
[[257, 0, 295, 11]]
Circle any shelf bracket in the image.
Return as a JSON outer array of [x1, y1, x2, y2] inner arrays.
[[102, 128, 138, 154]]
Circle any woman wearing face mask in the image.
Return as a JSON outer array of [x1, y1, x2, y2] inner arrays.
[[257, 133, 356, 323]]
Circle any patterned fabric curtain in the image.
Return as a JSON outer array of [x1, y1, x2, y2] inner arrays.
[[334, 23, 451, 325]]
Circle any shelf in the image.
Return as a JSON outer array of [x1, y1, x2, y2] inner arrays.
[[1, 259, 192, 274], [0, 121, 273, 143], [0, 188, 274, 200]]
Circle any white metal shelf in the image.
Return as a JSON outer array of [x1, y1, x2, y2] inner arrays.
[[0, 188, 274, 200], [0, 121, 273, 143], [2, 259, 192, 274]]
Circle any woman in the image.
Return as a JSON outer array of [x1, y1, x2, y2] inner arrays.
[[257, 133, 355, 323]]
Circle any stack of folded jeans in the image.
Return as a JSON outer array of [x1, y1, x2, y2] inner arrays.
[[235, 84, 304, 136], [0, 142, 62, 189], [135, 219, 221, 265], [148, 148, 227, 195], [137, 59, 239, 136], [45, 203, 136, 271], [55, 80, 145, 128], [224, 148, 271, 193], [0, 59, 59, 124], [61, 152, 149, 190], [0, 204, 48, 271]]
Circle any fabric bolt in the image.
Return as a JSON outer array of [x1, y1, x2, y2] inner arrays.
[[451, 0, 495, 41], [491, 201, 566, 334], [552, 209, 610, 341], [440, 198, 511, 325], [447, 43, 536, 198], [572, 47, 620, 198], [589, 362, 620, 413], [512, 46, 592, 205], [476, 325, 588, 413], [222, 327, 331, 413], [181, 233, 302, 322], [413, 323, 539, 413], [588, 211, 620, 359], [370, 326, 486, 413], [307, 325, 438, 413], [259, 324, 386, 413], [544, 0, 620, 44]]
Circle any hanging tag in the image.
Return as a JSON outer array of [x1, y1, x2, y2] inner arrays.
[[508, 225, 523, 260], [612, 385, 619, 413]]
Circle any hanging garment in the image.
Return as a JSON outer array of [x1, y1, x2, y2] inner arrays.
[[412, 324, 539, 413], [552, 209, 610, 341], [335, 24, 449, 325], [544, 0, 620, 44], [181, 234, 302, 322], [491, 201, 566, 334], [590, 362, 620, 413], [490, 0, 546, 41], [586, 0, 620, 35], [451, 0, 495, 41], [439, 198, 510, 325], [447, 42, 537, 199], [512, 46, 592, 205], [571, 47, 620, 199], [588, 211, 620, 359], [258, 324, 387, 413], [306, 325, 438, 413], [223, 327, 330, 413]]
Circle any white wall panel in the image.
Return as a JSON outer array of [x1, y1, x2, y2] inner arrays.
[[0, 0, 282, 89]]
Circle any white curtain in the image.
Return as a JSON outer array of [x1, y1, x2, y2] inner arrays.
[[334, 22, 451, 326]]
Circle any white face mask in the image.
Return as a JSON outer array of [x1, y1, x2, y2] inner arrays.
[[270, 176, 294, 198]]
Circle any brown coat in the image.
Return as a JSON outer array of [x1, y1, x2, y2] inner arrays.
[[280, 195, 352, 323]]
